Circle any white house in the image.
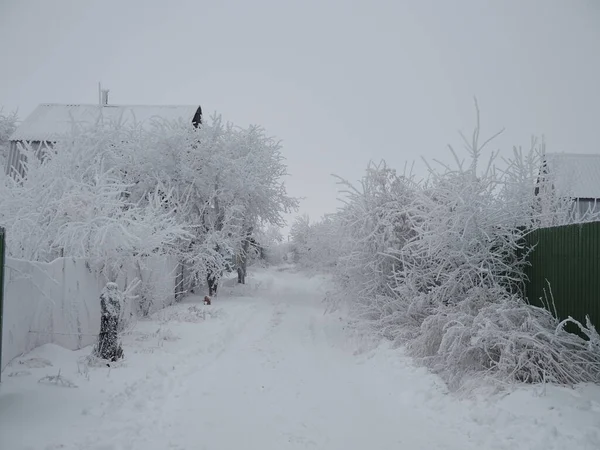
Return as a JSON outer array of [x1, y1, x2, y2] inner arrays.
[[536, 152, 600, 219], [6, 99, 202, 178]]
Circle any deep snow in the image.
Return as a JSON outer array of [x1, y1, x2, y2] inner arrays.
[[1, 267, 600, 450]]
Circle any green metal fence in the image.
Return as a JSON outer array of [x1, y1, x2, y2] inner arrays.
[[523, 222, 600, 335], [0, 227, 5, 382]]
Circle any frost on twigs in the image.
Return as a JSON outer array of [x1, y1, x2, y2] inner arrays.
[[95, 282, 124, 362], [409, 295, 600, 389], [0, 107, 17, 167], [328, 100, 600, 389], [0, 111, 296, 319]]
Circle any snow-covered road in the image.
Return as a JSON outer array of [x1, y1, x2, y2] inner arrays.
[[2, 267, 600, 450]]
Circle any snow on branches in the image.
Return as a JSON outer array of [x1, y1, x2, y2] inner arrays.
[[0, 107, 18, 168], [329, 103, 600, 389], [332, 162, 418, 313], [0, 109, 296, 298], [0, 119, 190, 274], [289, 213, 344, 271]]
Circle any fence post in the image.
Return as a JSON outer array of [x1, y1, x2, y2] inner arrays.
[[0, 227, 5, 382]]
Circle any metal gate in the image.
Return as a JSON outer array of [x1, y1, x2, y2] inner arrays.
[[524, 221, 600, 335]]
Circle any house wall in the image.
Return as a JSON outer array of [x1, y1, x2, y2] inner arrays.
[[575, 199, 600, 218], [5, 140, 52, 179], [5, 141, 21, 177]]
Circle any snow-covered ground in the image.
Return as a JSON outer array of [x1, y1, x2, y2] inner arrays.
[[1, 267, 600, 450]]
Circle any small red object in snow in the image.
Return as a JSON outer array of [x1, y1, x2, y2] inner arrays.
[[204, 296, 211, 305]]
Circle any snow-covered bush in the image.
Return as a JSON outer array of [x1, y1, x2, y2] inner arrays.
[[330, 104, 600, 388], [289, 214, 311, 263], [410, 297, 600, 388], [326, 161, 417, 315], [252, 224, 286, 265]]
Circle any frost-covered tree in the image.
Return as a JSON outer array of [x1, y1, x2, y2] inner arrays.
[[0, 107, 18, 169], [289, 214, 311, 263], [124, 115, 298, 289], [218, 124, 298, 284], [252, 224, 286, 265], [0, 111, 297, 298], [330, 162, 417, 315], [289, 213, 344, 271]]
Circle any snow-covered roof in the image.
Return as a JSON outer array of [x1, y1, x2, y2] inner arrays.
[[10, 103, 201, 142], [544, 152, 600, 199]]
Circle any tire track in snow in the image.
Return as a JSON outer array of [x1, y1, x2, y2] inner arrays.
[[125, 276, 478, 450], [6, 269, 600, 450]]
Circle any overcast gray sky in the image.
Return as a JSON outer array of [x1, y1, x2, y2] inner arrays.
[[1, 0, 599, 227]]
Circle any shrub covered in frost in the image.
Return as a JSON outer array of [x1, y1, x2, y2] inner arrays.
[[330, 103, 600, 388], [289, 213, 344, 271]]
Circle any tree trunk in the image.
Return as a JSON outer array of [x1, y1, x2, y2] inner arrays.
[[237, 228, 252, 284], [96, 282, 124, 362], [207, 271, 218, 296], [204, 184, 225, 296], [237, 266, 245, 284]]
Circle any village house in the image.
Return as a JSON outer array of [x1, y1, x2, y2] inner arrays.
[[536, 152, 600, 220], [6, 91, 202, 179]]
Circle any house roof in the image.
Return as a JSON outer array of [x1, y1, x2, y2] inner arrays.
[[10, 103, 201, 142], [544, 152, 600, 199]]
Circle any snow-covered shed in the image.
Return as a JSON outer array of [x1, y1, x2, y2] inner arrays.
[[6, 102, 203, 178], [536, 152, 600, 217]]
